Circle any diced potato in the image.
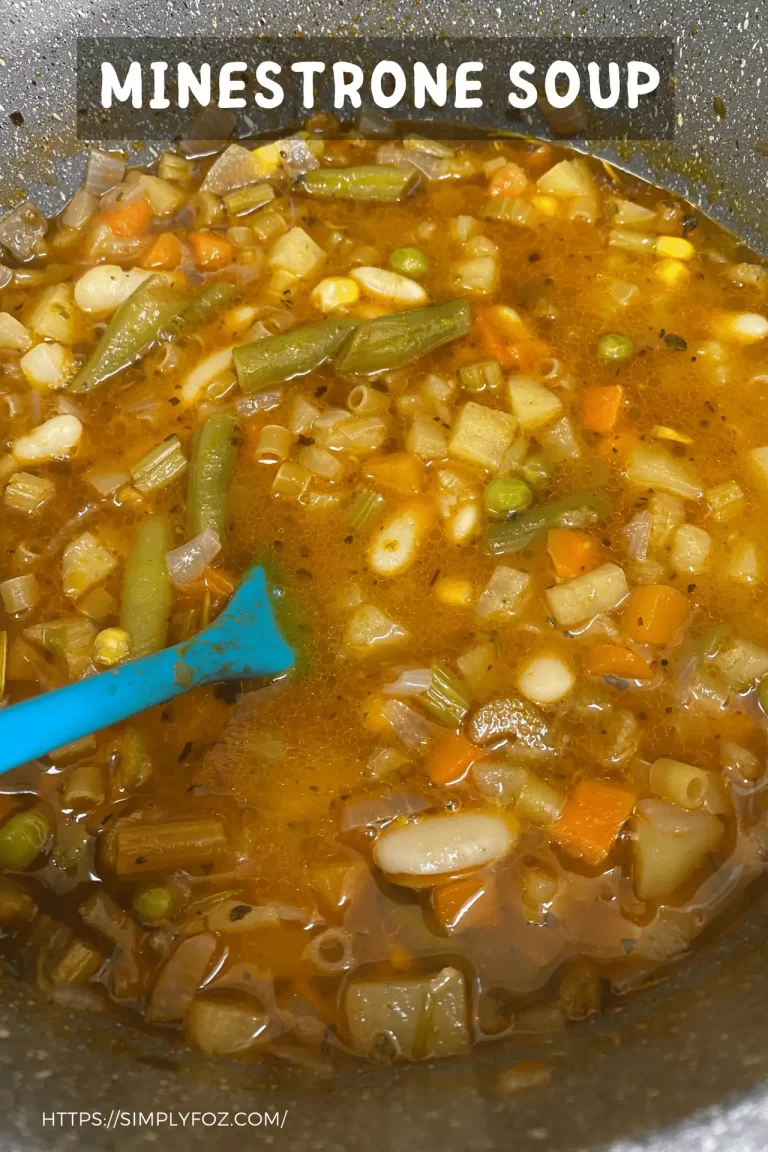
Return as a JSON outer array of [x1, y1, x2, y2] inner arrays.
[[507, 378, 563, 433], [345, 966, 470, 1059], [457, 639, 503, 700], [670, 524, 711, 574], [0, 312, 32, 352], [74, 265, 152, 315], [62, 532, 117, 600], [20, 342, 72, 390], [268, 227, 325, 279], [13, 415, 82, 463], [536, 158, 595, 198], [310, 276, 360, 312], [351, 267, 428, 307], [450, 255, 499, 297], [407, 413, 448, 459], [538, 417, 580, 462], [545, 563, 629, 630], [631, 801, 723, 901], [517, 653, 575, 705], [448, 401, 517, 471], [476, 566, 531, 620], [725, 539, 761, 583], [137, 174, 186, 218], [28, 283, 78, 343], [716, 640, 768, 690], [367, 501, 433, 577], [344, 605, 408, 655], [180, 346, 234, 403], [626, 445, 702, 501]]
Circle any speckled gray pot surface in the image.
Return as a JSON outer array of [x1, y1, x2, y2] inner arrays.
[[2, 2, 768, 1149]]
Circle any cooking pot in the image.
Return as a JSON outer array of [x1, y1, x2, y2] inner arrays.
[[1, 2, 768, 1149]]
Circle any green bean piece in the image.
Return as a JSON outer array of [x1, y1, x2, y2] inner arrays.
[[234, 318, 358, 393], [187, 414, 239, 538], [300, 166, 417, 202], [485, 491, 612, 556], [71, 276, 190, 393], [334, 300, 471, 375], [133, 885, 177, 925], [424, 663, 472, 727], [521, 454, 552, 489], [390, 246, 429, 277], [485, 477, 534, 518], [0, 809, 51, 871], [179, 283, 237, 333], [120, 514, 172, 657], [597, 332, 634, 362]]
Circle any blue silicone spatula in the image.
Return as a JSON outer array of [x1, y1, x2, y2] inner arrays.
[[0, 565, 295, 777]]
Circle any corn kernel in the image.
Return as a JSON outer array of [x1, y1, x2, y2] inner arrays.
[[93, 627, 131, 667], [433, 576, 474, 607], [655, 236, 696, 261], [531, 194, 559, 217], [310, 276, 360, 313], [650, 424, 693, 445], [653, 258, 690, 289], [251, 142, 281, 177]]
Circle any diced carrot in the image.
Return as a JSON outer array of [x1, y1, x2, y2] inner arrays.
[[103, 198, 152, 238], [552, 780, 636, 866], [582, 385, 625, 434], [182, 567, 237, 600], [477, 315, 518, 366], [140, 232, 183, 271], [488, 161, 528, 198], [424, 732, 477, 787], [363, 451, 425, 495], [547, 529, 602, 580], [432, 874, 497, 931], [622, 584, 689, 645], [587, 643, 653, 680], [595, 430, 639, 464], [190, 231, 234, 271]]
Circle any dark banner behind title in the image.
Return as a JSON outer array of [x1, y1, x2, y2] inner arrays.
[[76, 37, 675, 143]]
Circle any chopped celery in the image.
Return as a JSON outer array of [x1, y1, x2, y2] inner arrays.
[[223, 183, 275, 217], [131, 435, 187, 493], [4, 471, 56, 514], [300, 166, 417, 202], [485, 491, 611, 556], [118, 726, 154, 790], [234, 318, 357, 393], [335, 300, 471, 375], [346, 489, 385, 533], [187, 414, 239, 538], [424, 663, 472, 726], [458, 360, 503, 392]]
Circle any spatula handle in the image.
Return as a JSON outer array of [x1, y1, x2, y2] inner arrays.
[[0, 645, 184, 775]]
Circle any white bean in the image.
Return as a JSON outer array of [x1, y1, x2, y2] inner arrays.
[[367, 501, 433, 577], [13, 415, 83, 463], [74, 265, 153, 315], [351, 266, 428, 307], [374, 811, 516, 884]]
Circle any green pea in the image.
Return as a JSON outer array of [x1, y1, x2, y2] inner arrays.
[[484, 477, 534, 518], [389, 246, 429, 278], [132, 885, 176, 925], [521, 454, 551, 490], [597, 332, 634, 361], [0, 809, 51, 871]]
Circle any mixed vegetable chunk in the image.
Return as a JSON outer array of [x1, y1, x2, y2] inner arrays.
[[0, 132, 768, 1067]]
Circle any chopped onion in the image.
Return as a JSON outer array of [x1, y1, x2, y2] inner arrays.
[[355, 108, 395, 136], [84, 150, 127, 196], [623, 511, 653, 562], [376, 143, 441, 180], [236, 389, 283, 416], [0, 201, 47, 261], [55, 395, 86, 420], [635, 798, 713, 836], [27, 389, 42, 425], [341, 792, 430, 831], [381, 698, 433, 747], [278, 136, 319, 179], [165, 528, 221, 587], [84, 470, 130, 497], [61, 189, 98, 231], [382, 668, 433, 696], [98, 181, 146, 215]]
